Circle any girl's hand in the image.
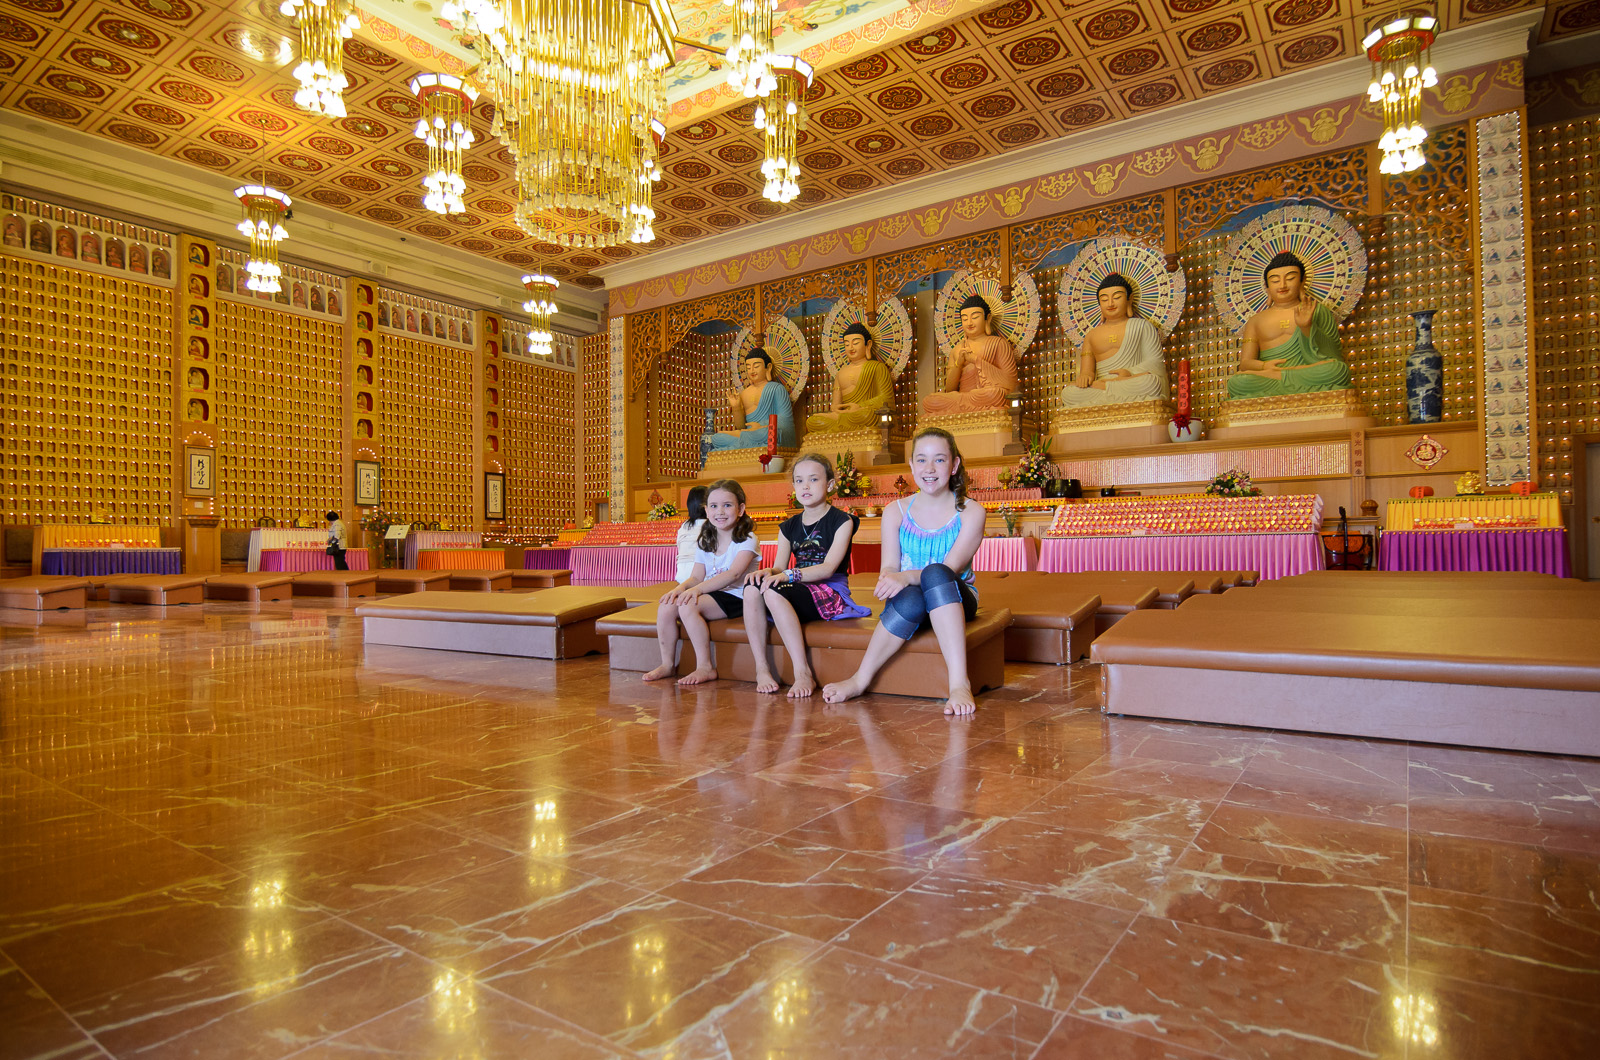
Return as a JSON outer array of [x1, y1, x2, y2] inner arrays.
[[677, 588, 701, 607], [760, 570, 789, 591], [875, 571, 907, 600], [743, 567, 772, 586]]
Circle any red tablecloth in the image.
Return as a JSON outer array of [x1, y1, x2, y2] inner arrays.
[[1378, 529, 1570, 576], [571, 544, 678, 584], [974, 536, 1038, 571], [418, 548, 504, 570], [259, 549, 370, 572], [522, 547, 573, 570], [1039, 534, 1323, 580], [760, 540, 882, 573]]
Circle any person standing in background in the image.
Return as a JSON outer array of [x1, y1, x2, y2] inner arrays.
[[325, 510, 349, 571]]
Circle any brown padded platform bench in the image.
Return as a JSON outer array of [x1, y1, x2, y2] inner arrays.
[[374, 570, 452, 594], [356, 586, 627, 658], [962, 575, 1100, 664], [511, 569, 572, 589], [447, 569, 513, 592], [596, 597, 1012, 699], [86, 573, 140, 601], [0, 575, 90, 610], [204, 572, 298, 602], [1092, 598, 1600, 757], [1264, 570, 1572, 588], [109, 575, 209, 605], [292, 570, 379, 599], [1180, 590, 1600, 620], [972, 572, 1163, 632]]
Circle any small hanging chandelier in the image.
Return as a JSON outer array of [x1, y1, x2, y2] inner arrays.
[[409, 73, 478, 215], [755, 55, 811, 204], [522, 273, 560, 356], [724, 0, 778, 97], [234, 185, 291, 293], [1363, 13, 1439, 175], [281, 0, 360, 118]]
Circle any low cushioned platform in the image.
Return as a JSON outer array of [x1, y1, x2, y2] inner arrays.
[[959, 577, 1100, 664], [511, 569, 572, 589], [1266, 570, 1570, 588], [1180, 590, 1600, 619], [86, 574, 140, 601], [974, 572, 1161, 633], [0, 575, 89, 610], [1092, 595, 1600, 757], [109, 575, 209, 606], [374, 570, 452, 594], [596, 596, 1012, 700], [205, 572, 298, 602], [356, 586, 626, 658], [447, 569, 513, 592], [292, 571, 379, 599]]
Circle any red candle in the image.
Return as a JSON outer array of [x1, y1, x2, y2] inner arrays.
[[767, 414, 777, 456], [1177, 359, 1191, 416]]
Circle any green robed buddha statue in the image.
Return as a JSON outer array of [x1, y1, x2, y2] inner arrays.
[[807, 321, 892, 433], [1226, 251, 1352, 400]]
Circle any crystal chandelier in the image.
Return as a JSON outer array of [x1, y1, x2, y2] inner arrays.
[[452, 0, 676, 249], [409, 74, 478, 214], [755, 55, 810, 204], [281, 0, 360, 118], [724, 0, 777, 97], [234, 185, 290, 293], [522, 273, 561, 357], [1364, 14, 1439, 175]]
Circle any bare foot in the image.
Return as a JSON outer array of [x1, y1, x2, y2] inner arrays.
[[642, 664, 675, 682], [943, 682, 976, 716], [822, 674, 868, 703], [787, 669, 816, 698], [677, 667, 718, 686], [753, 669, 780, 694]]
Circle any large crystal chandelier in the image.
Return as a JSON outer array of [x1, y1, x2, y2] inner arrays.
[[755, 55, 810, 204], [1364, 13, 1439, 175], [234, 185, 291, 293], [409, 74, 478, 214], [450, 0, 676, 249], [281, 0, 360, 118], [522, 273, 561, 356], [724, 0, 777, 97]]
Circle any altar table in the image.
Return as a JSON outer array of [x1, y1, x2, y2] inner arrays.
[[38, 525, 161, 549], [1039, 533, 1324, 581], [1378, 528, 1569, 576], [571, 545, 677, 584], [974, 536, 1038, 572], [259, 549, 370, 572], [417, 548, 504, 571], [521, 547, 573, 570], [403, 531, 481, 568], [247, 528, 326, 572], [41, 548, 182, 576]]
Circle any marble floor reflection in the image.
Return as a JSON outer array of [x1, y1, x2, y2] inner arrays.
[[3, 597, 1599, 1059]]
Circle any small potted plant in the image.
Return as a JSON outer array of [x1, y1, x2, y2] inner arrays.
[[1011, 434, 1055, 489], [1205, 467, 1262, 498], [997, 503, 1019, 537], [647, 498, 680, 520]]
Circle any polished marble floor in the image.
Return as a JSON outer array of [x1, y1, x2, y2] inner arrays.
[[2, 596, 1599, 1059]]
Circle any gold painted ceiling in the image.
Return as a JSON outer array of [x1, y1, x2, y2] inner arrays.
[[0, 0, 1591, 292]]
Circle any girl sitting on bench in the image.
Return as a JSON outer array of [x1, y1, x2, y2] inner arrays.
[[822, 427, 987, 715]]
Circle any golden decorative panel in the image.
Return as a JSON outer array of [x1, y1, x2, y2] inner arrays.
[[1175, 147, 1369, 247], [760, 261, 871, 319], [874, 230, 1002, 301], [1011, 195, 1166, 272], [502, 357, 576, 538], [214, 300, 343, 528], [581, 333, 610, 516], [1, 254, 173, 526], [379, 334, 473, 526]]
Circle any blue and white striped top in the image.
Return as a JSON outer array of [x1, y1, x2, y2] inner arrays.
[[896, 497, 977, 592]]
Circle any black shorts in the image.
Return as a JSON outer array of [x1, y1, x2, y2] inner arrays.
[[707, 589, 744, 619], [764, 582, 824, 623]]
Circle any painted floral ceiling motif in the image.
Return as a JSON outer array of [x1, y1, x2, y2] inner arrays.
[[0, 0, 1580, 291]]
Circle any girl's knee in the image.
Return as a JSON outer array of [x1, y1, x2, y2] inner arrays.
[[921, 563, 957, 590]]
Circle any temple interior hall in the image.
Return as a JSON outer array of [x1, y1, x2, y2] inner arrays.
[[4, 0, 1600, 1057]]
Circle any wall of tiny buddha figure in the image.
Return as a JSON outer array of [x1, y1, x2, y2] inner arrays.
[[501, 332, 577, 538], [581, 332, 610, 518], [377, 331, 474, 528]]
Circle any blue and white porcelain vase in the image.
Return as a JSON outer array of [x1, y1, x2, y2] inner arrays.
[[1405, 309, 1443, 424]]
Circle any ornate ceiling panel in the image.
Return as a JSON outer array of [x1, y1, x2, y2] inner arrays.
[[0, 0, 1572, 293]]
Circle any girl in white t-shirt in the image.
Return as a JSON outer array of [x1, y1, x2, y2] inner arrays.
[[674, 485, 709, 582], [645, 479, 759, 686]]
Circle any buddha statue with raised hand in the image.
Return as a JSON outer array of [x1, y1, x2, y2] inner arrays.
[[1227, 251, 1352, 399]]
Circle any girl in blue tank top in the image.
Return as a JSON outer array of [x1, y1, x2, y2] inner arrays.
[[821, 427, 987, 715]]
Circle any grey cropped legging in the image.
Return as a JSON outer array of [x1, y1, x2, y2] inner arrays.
[[879, 562, 978, 641]]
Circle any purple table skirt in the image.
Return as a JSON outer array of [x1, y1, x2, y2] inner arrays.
[[571, 545, 677, 585], [1378, 529, 1570, 576], [41, 549, 182, 576], [1039, 533, 1324, 581], [523, 547, 573, 570]]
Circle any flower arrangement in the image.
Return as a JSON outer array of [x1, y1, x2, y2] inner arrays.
[[834, 452, 872, 498], [997, 503, 1019, 536], [1206, 467, 1262, 497], [359, 509, 397, 533], [647, 500, 680, 521], [1011, 434, 1055, 488]]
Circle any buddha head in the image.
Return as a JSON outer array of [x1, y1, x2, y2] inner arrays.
[[959, 293, 994, 338], [842, 321, 876, 364], [1096, 273, 1139, 323], [742, 347, 776, 387], [1262, 251, 1307, 307]]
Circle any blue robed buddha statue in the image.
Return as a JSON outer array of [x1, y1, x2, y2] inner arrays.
[[1226, 251, 1352, 399], [704, 347, 797, 454]]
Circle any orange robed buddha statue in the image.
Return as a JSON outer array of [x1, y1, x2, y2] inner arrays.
[[921, 293, 1017, 415]]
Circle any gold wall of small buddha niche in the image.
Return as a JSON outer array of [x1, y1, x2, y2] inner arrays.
[[502, 354, 576, 538], [379, 332, 475, 529], [581, 332, 610, 518]]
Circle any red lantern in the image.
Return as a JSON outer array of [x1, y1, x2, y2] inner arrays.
[[1409, 486, 1434, 499]]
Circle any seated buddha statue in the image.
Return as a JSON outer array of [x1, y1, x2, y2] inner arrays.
[[1226, 251, 1352, 399], [704, 347, 797, 454], [1059, 272, 1169, 407], [922, 294, 1017, 415], [807, 321, 892, 433]]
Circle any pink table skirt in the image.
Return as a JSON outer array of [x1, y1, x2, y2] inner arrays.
[[1040, 533, 1324, 581], [1378, 529, 1570, 576], [259, 549, 370, 572], [974, 536, 1038, 572], [571, 545, 677, 584]]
